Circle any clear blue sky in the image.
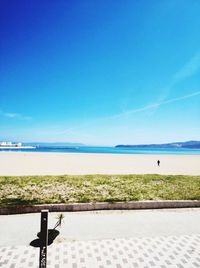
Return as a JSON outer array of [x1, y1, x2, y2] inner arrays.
[[1, 0, 200, 145]]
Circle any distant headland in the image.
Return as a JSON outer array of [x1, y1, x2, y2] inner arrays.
[[115, 140, 200, 149]]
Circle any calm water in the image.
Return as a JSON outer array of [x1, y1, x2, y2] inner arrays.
[[0, 146, 200, 155]]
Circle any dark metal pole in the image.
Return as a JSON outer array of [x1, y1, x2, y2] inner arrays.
[[39, 210, 48, 268]]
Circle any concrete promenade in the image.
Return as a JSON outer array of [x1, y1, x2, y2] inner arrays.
[[0, 209, 200, 267]]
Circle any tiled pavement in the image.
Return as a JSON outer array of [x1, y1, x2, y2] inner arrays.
[[0, 234, 200, 268]]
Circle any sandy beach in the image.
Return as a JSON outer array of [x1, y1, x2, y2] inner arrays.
[[0, 151, 200, 176]]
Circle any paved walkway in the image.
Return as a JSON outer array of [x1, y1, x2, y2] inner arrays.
[[1, 209, 200, 246], [1, 209, 200, 267], [1, 234, 200, 267]]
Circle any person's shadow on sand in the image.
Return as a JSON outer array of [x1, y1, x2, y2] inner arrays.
[[30, 229, 60, 247]]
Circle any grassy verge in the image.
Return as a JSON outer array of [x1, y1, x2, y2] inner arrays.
[[0, 174, 200, 207]]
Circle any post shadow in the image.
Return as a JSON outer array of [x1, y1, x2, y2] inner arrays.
[[30, 229, 60, 247]]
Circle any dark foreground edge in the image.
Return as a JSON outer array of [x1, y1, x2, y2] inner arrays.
[[1, 200, 200, 215]]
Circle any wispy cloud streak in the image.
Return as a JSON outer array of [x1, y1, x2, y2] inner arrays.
[[173, 52, 200, 82], [159, 90, 200, 105], [152, 51, 200, 111], [64, 90, 200, 134], [123, 52, 200, 118], [115, 52, 200, 119], [0, 110, 31, 120], [109, 90, 200, 119], [39, 53, 200, 139]]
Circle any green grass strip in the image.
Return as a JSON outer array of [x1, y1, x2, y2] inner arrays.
[[0, 174, 200, 207]]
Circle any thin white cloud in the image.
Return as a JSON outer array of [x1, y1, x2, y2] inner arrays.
[[160, 90, 200, 105], [126, 52, 200, 117], [153, 51, 200, 110], [115, 52, 200, 120], [117, 90, 200, 117], [3, 112, 19, 118], [89, 90, 200, 123], [47, 53, 200, 138], [57, 90, 200, 137], [0, 110, 31, 120], [173, 52, 200, 82], [23, 53, 200, 141], [23, 90, 199, 145]]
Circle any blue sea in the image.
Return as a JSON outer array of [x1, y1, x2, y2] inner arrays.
[[0, 146, 200, 155]]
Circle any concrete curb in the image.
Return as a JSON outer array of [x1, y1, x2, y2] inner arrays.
[[0, 200, 200, 215]]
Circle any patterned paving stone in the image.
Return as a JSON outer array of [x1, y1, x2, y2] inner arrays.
[[0, 234, 200, 267]]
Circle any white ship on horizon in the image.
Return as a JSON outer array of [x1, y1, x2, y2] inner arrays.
[[0, 141, 36, 149]]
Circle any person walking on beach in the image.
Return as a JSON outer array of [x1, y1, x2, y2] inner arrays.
[[157, 160, 160, 166]]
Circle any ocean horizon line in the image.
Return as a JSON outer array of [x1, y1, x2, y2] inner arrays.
[[1, 144, 200, 155]]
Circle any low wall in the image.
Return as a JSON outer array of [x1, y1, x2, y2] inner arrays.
[[1, 200, 200, 215]]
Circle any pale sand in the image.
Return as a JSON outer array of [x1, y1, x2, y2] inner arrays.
[[0, 152, 200, 176]]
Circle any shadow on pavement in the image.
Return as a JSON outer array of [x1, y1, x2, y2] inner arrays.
[[30, 239, 41, 247], [30, 229, 60, 247]]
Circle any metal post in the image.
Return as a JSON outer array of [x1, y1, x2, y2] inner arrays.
[[39, 210, 48, 268]]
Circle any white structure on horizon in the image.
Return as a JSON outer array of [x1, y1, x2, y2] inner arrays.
[[0, 141, 22, 147]]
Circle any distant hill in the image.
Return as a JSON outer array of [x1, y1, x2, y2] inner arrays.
[[116, 140, 200, 149], [24, 142, 84, 148]]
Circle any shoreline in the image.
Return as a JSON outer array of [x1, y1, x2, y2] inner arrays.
[[0, 151, 200, 176]]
